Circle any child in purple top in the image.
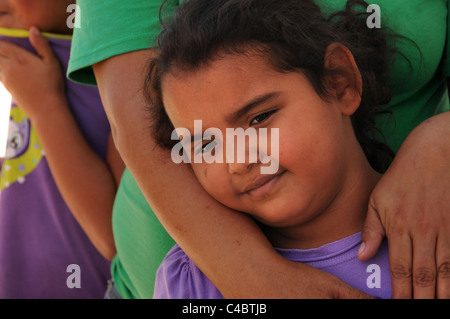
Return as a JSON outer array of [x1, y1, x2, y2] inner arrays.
[[148, 0, 397, 299], [0, 0, 123, 298]]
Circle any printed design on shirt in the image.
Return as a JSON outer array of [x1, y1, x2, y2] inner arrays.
[[0, 106, 44, 190]]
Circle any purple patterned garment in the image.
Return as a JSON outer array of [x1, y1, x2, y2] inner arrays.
[[0, 30, 111, 298]]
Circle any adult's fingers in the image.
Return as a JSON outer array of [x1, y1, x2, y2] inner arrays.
[[436, 233, 450, 298], [411, 234, 436, 298], [388, 231, 413, 299], [325, 275, 375, 299], [359, 203, 385, 261], [337, 286, 375, 299]]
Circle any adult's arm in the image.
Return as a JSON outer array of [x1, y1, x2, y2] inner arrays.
[[92, 48, 371, 299], [359, 110, 450, 299]]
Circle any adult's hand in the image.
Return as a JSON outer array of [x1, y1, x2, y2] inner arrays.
[[358, 111, 450, 299]]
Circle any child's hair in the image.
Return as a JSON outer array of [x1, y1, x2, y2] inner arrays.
[[146, 0, 396, 173]]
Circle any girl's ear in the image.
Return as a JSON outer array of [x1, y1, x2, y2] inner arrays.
[[324, 43, 362, 116]]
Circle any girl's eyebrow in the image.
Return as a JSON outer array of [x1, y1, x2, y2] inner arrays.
[[225, 92, 281, 125]]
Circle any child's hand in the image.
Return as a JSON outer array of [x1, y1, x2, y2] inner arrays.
[[0, 26, 66, 120]]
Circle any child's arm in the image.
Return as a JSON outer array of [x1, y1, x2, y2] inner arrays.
[[93, 48, 371, 298], [0, 27, 123, 261]]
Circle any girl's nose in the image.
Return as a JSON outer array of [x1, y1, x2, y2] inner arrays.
[[227, 161, 256, 175]]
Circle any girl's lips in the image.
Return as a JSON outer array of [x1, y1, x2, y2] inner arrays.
[[244, 171, 286, 199]]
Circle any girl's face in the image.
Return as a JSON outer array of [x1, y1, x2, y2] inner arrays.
[[162, 52, 365, 242], [0, 0, 74, 33]]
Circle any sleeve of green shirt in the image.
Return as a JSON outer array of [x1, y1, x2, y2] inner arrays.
[[441, 0, 450, 78], [67, 0, 179, 85]]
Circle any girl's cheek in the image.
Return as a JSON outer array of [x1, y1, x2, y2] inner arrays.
[[192, 164, 215, 190]]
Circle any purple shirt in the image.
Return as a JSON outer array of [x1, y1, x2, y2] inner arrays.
[[154, 233, 392, 299], [0, 31, 111, 298]]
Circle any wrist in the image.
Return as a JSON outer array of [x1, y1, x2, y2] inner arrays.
[[394, 111, 450, 164], [25, 93, 68, 125]]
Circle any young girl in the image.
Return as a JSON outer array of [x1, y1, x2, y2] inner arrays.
[[148, 0, 397, 299], [0, 0, 123, 298]]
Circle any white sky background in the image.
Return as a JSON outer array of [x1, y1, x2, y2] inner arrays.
[[0, 83, 11, 158]]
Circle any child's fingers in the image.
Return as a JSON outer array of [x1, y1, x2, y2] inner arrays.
[[0, 41, 9, 58], [0, 39, 39, 65], [0, 42, 25, 81], [28, 26, 55, 62], [0, 39, 19, 58], [0, 55, 7, 82]]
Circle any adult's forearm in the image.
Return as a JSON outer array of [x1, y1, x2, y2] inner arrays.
[[400, 111, 450, 157]]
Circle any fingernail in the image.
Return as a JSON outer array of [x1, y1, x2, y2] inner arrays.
[[358, 242, 365, 256], [30, 26, 39, 35]]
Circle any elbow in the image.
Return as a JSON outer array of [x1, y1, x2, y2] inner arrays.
[[103, 250, 117, 263], [97, 242, 117, 262]]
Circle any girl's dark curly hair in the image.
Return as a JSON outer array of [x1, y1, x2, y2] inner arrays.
[[146, 0, 396, 173]]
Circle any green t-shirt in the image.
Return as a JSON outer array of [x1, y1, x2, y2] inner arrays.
[[68, 0, 179, 86], [318, 0, 450, 152], [110, 168, 175, 299], [67, 0, 450, 299]]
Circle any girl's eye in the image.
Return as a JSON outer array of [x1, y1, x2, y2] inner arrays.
[[250, 110, 277, 126]]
